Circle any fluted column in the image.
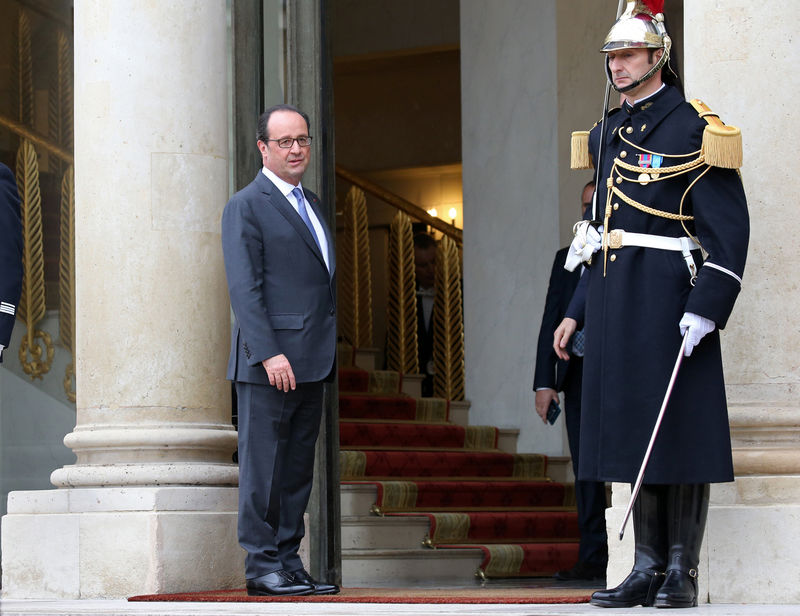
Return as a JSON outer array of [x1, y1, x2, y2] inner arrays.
[[685, 1, 800, 604], [2, 1, 240, 599], [49, 0, 236, 487], [607, 2, 800, 604]]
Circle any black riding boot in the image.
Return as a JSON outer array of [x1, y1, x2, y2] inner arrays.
[[653, 483, 710, 609], [590, 484, 667, 608]]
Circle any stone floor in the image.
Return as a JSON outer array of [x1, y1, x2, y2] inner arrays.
[[3, 579, 798, 616], [2, 599, 800, 616]]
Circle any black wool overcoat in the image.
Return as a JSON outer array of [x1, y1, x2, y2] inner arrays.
[[566, 86, 749, 484]]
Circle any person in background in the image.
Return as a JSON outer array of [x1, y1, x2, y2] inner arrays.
[[414, 232, 437, 396], [533, 181, 607, 582]]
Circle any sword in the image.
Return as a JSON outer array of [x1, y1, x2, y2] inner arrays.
[[618, 331, 689, 540]]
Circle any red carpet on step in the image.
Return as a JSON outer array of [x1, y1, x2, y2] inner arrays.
[[389, 511, 580, 543], [345, 450, 522, 478], [129, 587, 592, 604], [351, 479, 571, 510], [340, 394, 417, 420], [340, 421, 475, 448]]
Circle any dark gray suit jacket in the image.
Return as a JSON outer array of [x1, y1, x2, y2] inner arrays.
[[221, 171, 336, 385]]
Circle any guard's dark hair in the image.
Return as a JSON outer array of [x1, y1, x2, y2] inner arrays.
[[257, 104, 311, 142]]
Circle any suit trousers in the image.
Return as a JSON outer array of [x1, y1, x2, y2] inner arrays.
[[563, 357, 608, 567], [236, 380, 324, 578]]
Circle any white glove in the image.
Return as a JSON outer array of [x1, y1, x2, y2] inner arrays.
[[564, 221, 603, 272], [679, 312, 715, 357]]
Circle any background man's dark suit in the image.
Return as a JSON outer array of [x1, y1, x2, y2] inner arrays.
[[534, 246, 607, 579], [222, 169, 336, 583], [0, 163, 23, 361]]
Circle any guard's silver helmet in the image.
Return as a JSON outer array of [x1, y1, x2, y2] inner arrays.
[[602, 0, 672, 93]]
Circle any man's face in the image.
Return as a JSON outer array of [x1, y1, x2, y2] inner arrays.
[[607, 47, 662, 98], [414, 245, 437, 289], [258, 110, 311, 185], [581, 184, 594, 217]]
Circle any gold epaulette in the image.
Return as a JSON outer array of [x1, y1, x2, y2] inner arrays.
[[690, 99, 742, 169], [570, 131, 592, 169]]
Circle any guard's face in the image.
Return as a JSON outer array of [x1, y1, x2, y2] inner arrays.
[[607, 47, 661, 95], [258, 110, 311, 185]]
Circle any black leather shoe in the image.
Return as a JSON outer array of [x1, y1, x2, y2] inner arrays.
[[554, 561, 606, 581], [245, 570, 314, 596], [590, 569, 665, 608], [289, 568, 340, 595]]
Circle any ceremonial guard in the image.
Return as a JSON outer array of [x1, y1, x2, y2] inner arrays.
[[0, 163, 23, 362], [554, 0, 749, 608]]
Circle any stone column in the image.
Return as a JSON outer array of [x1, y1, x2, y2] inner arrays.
[[460, 0, 561, 456], [607, 2, 800, 604], [1, 0, 241, 599]]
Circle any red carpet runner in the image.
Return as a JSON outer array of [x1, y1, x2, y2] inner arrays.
[[339, 362, 580, 578], [129, 587, 592, 603]]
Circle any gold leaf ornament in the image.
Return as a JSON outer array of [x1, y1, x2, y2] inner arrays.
[[432, 236, 465, 401], [16, 139, 53, 379], [338, 186, 373, 347], [386, 211, 419, 374]]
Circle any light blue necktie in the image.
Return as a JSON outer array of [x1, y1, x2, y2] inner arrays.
[[292, 187, 322, 253]]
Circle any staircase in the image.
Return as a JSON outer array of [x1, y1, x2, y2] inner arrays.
[[338, 346, 579, 586]]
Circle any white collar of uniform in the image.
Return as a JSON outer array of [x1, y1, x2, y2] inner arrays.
[[262, 167, 303, 202], [630, 83, 665, 106]]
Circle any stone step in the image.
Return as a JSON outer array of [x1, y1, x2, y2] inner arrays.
[[341, 482, 378, 517], [546, 456, 574, 483], [341, 547, 484, 587], [497, 427, 519, 453], [400, 373, 423, 398], [341, 514, 429, 550], [445, 399, 468, 426]]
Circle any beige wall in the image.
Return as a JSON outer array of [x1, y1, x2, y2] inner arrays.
[[556, 0, 617, 245]]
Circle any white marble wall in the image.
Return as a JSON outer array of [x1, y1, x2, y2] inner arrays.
[[460, 1, 560, 455], [460, 1, 618, 456], [684, 2, 800, 418], [681, 1, 800, 604]]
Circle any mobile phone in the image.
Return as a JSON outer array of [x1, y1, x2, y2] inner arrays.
[[546, 399, 562, 425]]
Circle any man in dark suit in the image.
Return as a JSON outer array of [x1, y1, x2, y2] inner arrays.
[[221, 104, 339, 596], [414, 232, 436, 396], [0, 163, 23, 362], [533, 181, 607, 582]]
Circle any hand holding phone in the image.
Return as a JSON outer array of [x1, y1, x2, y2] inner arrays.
[[546, 399, 562, 425]]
